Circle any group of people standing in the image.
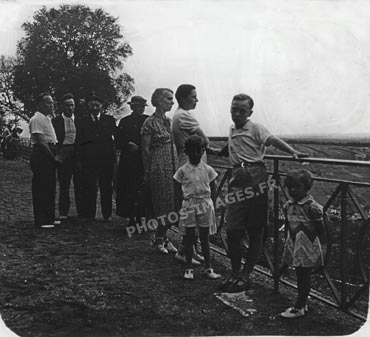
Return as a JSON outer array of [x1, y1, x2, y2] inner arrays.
[[29, 93, 116, 228], [29, 86, 325, 319]]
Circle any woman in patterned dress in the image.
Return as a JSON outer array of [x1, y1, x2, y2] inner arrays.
[[141, 88, 178, 254]]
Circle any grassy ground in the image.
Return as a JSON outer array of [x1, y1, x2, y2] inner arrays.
[[0, 157, 368, 336]]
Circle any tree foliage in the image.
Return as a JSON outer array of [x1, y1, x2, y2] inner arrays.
[[0, 56, 25, 129], [13, 5, 134, 116]]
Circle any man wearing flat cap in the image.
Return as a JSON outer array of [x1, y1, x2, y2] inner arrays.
[[75, 95, 117, 222], [115, 96, 149, 225]]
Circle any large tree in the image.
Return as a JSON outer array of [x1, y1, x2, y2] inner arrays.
[[0, 55, 25, 132], [13, 5, 134, 116]]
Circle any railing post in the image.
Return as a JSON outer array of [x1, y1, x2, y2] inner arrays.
[[340, 183, 348, 310], [273, 159, 280, 292]]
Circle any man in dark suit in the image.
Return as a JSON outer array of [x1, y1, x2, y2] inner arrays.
[[52, 93, 82, 219], [75, 95, 116, 221]]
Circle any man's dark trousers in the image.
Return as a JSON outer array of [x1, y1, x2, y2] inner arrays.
[[75, 114, 116, 220], [57, 145, 82, 217], [30, 143, 57, 227], [81, 160, 114, 219]]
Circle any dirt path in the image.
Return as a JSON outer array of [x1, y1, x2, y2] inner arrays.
[[0, 157, 366, 336]]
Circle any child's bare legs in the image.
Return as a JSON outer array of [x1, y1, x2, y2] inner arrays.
[[295, 267, 312, 309], [184, 228, 196, 268], [199, 227, 210, 268]]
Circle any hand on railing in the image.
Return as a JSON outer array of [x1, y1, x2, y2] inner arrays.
[[292, 151, 309, 159]]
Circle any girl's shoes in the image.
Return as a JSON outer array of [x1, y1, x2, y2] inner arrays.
[[184, 269, 194, 280], [184, 268, 220, 280], [156, 243, 168, 254], [193, 252, 205, 263], [164, 239, 178, 253], [154, 237, 169, 254], [204, 268, 221, 279], [280, 307, 305, 318]]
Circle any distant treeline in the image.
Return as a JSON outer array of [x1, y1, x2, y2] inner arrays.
[[210, 136, 370, 147]]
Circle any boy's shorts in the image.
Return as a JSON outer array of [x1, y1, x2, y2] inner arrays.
[[178, 197, 217, 237], [226, 165, 268, 231]]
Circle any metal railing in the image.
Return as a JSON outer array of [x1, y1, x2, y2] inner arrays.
[[211, 154, 370, 321]]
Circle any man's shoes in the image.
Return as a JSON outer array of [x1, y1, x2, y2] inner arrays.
[[79, 217, 95, 223], [184, 269, 194, 280], [103, 217, 112, 223], [41, 224, 55, 229], [280, 307, 305, 318], [204, 268, 221, 279], [164, 239, 178, 253], [175, 252, 201, 266], [120, 217, 130, 226], [59, 215, 68, 220], [53, 220, 61, 225]]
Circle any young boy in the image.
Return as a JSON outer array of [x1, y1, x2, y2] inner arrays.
[[219, 93, 307, 292], [174, 135, 221, 280]]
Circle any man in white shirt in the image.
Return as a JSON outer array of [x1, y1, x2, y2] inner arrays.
[[29, 92, 62, 228]]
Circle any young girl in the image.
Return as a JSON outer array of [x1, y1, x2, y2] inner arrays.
[[280, 169, 324, 318], [173, 135, 221, 280]]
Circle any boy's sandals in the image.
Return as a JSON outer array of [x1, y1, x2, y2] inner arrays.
[[184, 269, 194, 280], [221, 276, 251, 293], [204, 268, 221, 279], [280, 307, 305, 318], [218, 275, 236, 291]]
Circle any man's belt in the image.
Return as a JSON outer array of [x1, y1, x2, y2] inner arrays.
[[233, 161, 265, 169], [61, 144, 74, 147]]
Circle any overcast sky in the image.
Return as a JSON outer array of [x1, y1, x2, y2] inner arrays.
[[1, 0, 370, 136]]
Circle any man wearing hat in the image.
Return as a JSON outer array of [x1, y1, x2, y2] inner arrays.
[[75, 95, 117, 222], [115, 96, 149, 225]]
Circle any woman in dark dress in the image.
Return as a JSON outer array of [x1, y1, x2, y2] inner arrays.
[[115, 96, 149, 224]]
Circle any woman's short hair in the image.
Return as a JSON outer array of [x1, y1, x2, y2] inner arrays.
[[284, 169, 314, 191], [175, 84, 196, 104], [232, 93, 254, 110], [151, 88, 173, 107], [36, 92, 52, 105]]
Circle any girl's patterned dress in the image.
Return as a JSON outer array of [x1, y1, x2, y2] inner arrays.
[[281, 195, 324, 268]]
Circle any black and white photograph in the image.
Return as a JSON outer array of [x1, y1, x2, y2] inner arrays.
[[0, 0, 369, 336]]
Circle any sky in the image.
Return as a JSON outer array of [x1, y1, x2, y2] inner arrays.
[[1, 0, 370, 137]]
